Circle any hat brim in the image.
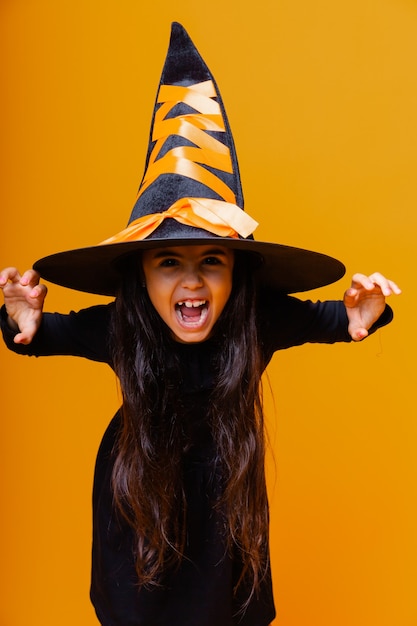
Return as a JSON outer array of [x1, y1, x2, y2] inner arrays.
[[33, 237, 345, 296]]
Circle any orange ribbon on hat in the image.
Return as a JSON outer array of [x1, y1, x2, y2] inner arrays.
[[99, 197, 258, 245], [136, 81, 236, 204]]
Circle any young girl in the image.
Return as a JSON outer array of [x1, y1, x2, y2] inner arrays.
[[0, 23, 400, 626]]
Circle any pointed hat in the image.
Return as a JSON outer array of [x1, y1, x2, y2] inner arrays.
[[33, 22, 345, 295]]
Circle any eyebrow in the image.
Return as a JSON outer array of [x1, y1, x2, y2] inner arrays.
[[151, 247, 228, 259]]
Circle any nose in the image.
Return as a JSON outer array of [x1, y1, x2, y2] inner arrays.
[[181, 264, 203, 290]]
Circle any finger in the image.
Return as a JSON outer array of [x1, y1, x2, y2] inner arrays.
[[28, 282, 48, 302], [13, 319, 40, 345], [14, 330, 35, 345], [14, 331, 29, 345], [351, 273, 375, 291], [343, 287, 359, 307], [384, 279, 402, 295], [20, 269, 41, 288], [348, 324, 369, 342], [0, 267, 22, 286], [368, 272, 402, 297]]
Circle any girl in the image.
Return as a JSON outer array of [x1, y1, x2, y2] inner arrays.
[[0, 23, 400, 626]]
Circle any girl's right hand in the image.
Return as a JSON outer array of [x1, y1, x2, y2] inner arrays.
[[0, 268, 47, 344]]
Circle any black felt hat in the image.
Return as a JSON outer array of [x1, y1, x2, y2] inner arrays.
[[33, 22, 345, 295]]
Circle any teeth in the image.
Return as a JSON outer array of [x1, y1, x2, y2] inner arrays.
[[177, 300, 206, 308]]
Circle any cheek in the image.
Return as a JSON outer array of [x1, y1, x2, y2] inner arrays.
[[215, 275, 233, 310], [145, 279, 172, 317]]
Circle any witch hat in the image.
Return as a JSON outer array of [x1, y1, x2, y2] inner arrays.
[[33, 22, 345, 295]]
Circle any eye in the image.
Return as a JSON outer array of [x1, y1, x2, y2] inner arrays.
[[159, 258, 179, 267], [203, 256, 223, 266]]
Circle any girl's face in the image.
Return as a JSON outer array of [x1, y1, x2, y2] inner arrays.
[[142, 244, 234, 343]]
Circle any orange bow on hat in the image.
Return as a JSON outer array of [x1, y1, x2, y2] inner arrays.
[[100, 197, 259, 245]]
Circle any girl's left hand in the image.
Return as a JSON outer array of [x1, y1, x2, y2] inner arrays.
[[344, 272, 401, 341]]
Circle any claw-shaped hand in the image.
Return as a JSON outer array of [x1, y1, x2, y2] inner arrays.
[[344, 272, 401, 341], [0, 267, 47, 344]]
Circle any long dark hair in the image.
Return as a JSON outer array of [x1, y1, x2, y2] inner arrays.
[[110, 249, 269, 606]]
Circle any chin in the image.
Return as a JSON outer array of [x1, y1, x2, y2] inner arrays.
[[172, 327, 213, 344]]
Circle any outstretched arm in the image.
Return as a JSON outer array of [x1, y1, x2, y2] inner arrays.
[[0, 268, 47, 345], [344, 272, 401, 341]]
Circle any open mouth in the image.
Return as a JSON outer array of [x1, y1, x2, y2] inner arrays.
[[175, 299, 209, 327]]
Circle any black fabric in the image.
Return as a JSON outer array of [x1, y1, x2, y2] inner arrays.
[[0, 298, 393, 626]]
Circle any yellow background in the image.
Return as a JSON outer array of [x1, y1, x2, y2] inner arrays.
[[0, 1, 414, 625]]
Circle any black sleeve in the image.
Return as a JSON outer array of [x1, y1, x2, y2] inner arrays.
[[0, 303, 113, 365], [258, 293, 394, 357]]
